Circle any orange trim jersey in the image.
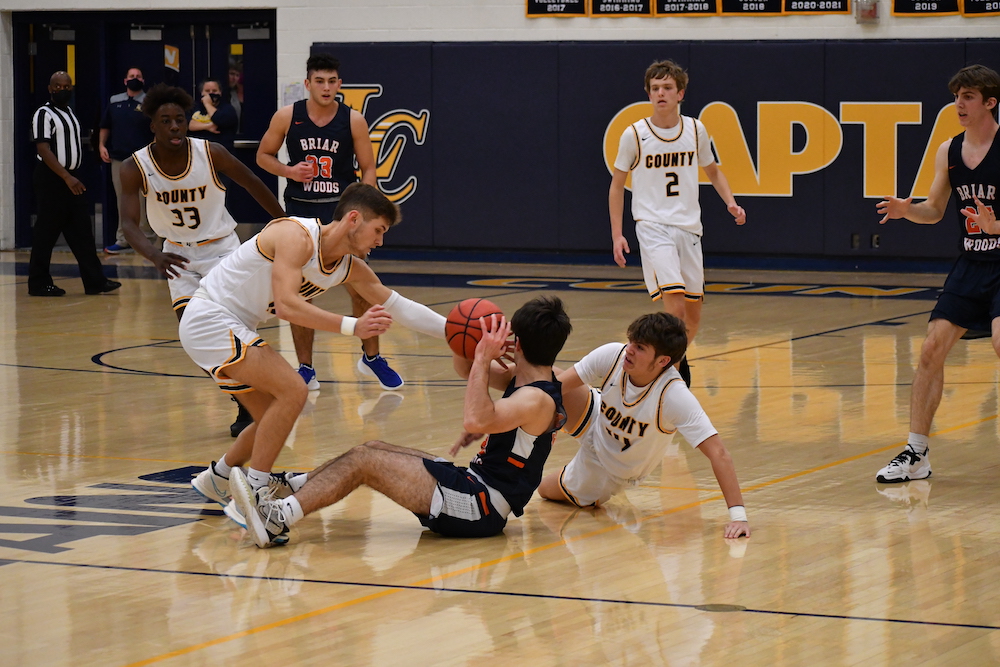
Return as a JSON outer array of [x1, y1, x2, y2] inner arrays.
[[193, 216, 354, 328], [614, 115, 716, 236], [132, 137, 236, 242], [570, 343, 717, 480]]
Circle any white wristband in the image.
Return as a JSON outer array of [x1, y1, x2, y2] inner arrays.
[[340, 316, 357, 336], [728, 505, 747, 522]]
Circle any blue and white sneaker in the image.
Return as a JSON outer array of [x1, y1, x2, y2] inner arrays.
[[357, 354, 404, 391], [230, 468, 291, 548], [191, 462, 231, 507], [297, 363, 320, 391]]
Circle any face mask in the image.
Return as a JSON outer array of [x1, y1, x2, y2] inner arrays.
[[126, 78, 144, 92], [208, 93, 222, 105], [51, 89, 72, 106]]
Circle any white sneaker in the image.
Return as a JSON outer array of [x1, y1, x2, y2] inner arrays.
[[191, 462, 231, 506], [876, 445, 931, 483], [230, 468, 290, 548], [224, 499, 290, 545]]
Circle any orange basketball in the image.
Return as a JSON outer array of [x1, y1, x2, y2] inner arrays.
[[446, 298, 505, 359]]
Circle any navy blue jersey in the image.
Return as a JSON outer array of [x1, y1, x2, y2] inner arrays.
[[469, 376, 565, 516], [284, 99, 357, 203], [950, 130, 1000, 260]]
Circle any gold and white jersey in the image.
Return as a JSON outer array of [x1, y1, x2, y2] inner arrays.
[[567, 343, 717, 480], [194, 216, 355, 329], [132, 138, 237, 242], [614, 115, 715, 236]]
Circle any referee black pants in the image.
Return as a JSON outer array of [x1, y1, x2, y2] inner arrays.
[[28, 163, 107, 292]]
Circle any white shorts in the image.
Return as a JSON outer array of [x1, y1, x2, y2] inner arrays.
[[634, 221, 704, 302], [559, 389, 637, 507], [164, 232, 241, 311], [179, 297, 267, 394]]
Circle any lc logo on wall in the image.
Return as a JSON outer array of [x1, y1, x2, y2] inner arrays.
[[340, 84, 430, 203], [604, 100, 962, 199]]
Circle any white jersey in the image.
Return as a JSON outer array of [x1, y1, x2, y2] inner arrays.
[[570, 343, 717, 480], [133, 137, 237, 242], [193, 216, 355, 329], [614, 115, 715, 236]]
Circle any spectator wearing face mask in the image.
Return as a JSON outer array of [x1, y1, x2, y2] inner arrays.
[[188, 78, 238, 152], [100, 67, 157, 255]]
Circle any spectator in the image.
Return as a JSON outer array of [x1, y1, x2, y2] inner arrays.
[[187, 78, 238, 151]]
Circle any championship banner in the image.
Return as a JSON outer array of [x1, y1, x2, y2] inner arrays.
[[720, 0, 784, 15], [654, 0, 720, 16], [527, 0, 588, 15], [591, 0, 653, 16], [892, 0, 959, 14], [783, 0, 850, 13], [961, 0, 1000, 15]]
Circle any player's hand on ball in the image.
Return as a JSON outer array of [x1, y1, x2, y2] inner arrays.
[[729, 202, 746, 225], [356, 304, 392, 338], [876, 195, 912, 224], [612, 236, 630, 268], [287, 161, 314, 183], [474, 314, 511, 364], [153, 251, 190, 279], [449, 430, 483, 457], [724, 520, 750, 538]]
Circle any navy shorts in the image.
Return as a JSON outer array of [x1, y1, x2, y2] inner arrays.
[[284, 198, 338, 225], [931, 255, 1000, 332], [416, 460, 508, 538]]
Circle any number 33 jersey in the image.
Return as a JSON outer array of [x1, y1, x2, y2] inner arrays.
[[132, 137, 237, 242], [614, 115, 715, 236]]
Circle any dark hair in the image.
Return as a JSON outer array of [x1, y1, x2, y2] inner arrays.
[[510, 296, 572, 367], [198, 78, 223, 95], [644, 59, 689, 94], [626, 312, 687, 365], [333, 183, 401, 227], [307, 53, 340, 78], [949, 65, 1000, 121], [142, 83, 193, 118]]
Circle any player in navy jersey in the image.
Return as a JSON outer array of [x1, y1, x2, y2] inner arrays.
[[257, 54, 404, 393], [875, 64, 1000, 483], [230, 296, 572, 547]]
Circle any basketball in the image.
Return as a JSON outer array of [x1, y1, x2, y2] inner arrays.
[[446, 298, 505, 358]]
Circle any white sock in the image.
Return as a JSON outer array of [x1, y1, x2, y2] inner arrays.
[[247, 467, 270, 489], [907, 433, 929, 454], [213, 456, 232, 479], [281, 496, 305, 527], [288, 473, 308, 493]]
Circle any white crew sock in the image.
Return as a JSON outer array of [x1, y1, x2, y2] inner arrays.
[[247, 467, 270, 489], [281, 497, 305, 527], [907, 433, 929, 454], [214, 455, 232, 479], [288, 473, 308, 492]]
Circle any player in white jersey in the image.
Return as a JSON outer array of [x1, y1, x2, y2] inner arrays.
[[609, 60, 746, 386], [538, 312, 750, 538], [118, 84, 285, 436], [184, 183, 449, 525]]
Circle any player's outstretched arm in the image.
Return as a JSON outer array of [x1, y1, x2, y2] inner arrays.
[[119, 157, 188, 278], [209, 143, 285, 218], [609, 169, 631, 267], [703, 163, 745, 225], [347, 262, 446, 339], [877, 140, 951, 225], [697, 434, 750, 538]]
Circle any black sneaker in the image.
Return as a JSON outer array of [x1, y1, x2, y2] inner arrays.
[[678, 357, 692, 387], [230, 398, 253, 437], [28, 285, 66, 297], [85, 279, 122, 295]]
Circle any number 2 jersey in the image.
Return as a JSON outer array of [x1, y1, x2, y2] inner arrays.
[[950, 130, 1000, 260], [132, 137, 237, 242], [614, 115, 716, 236]]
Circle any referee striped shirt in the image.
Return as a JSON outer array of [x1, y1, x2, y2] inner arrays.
[[32, 102, 83, 171]]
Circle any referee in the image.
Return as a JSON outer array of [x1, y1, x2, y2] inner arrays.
[[28, 71, 120, 297]]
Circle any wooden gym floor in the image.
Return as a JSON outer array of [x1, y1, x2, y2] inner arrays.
[[2, 249, 999, 666]]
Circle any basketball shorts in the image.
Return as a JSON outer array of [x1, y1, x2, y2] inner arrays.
[[285, 197, 338, 226], [560, 390, 638, 507], [179, 297, 267, 394], [930, 255, 1000, 332], [634, 221, 704, 302], [416, 460, 508, 538], [164, 232, 241, 311]]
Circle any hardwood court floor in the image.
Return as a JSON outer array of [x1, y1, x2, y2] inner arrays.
[[2, 250, 999, 666]]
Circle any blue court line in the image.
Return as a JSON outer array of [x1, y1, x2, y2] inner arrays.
[[3, 556, 997, 632]]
